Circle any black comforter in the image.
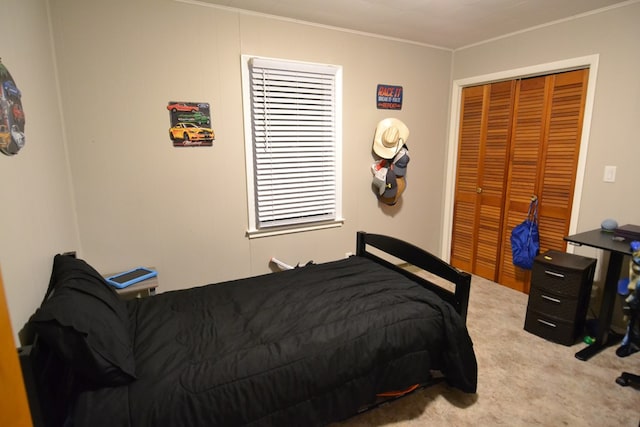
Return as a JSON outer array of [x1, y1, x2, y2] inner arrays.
[[72, 256, 477, 426]]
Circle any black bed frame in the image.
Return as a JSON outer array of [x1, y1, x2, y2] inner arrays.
[[19, 231, 472, 427], [355, 232, 471, 321]]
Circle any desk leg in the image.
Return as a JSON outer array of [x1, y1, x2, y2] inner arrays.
[[575, 251, 625, 361]]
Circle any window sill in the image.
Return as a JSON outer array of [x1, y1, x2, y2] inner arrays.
[[246, 219, 344, 239]]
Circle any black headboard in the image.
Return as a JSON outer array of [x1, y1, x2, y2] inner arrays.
[[356, 231, 471, 322]]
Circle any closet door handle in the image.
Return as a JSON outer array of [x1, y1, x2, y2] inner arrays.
[[544, 270, 565, 279], [541, 294, 561, 304]]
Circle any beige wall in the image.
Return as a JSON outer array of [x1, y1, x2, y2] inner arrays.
[[0, 0, 80, 342], [48, 0, 452, 295]]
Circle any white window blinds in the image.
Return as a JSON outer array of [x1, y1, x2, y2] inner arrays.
[[245, 57, 342, 232]]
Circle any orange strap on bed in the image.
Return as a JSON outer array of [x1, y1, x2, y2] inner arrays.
[[376, 383, 420, 397]]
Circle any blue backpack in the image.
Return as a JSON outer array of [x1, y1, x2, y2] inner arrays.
[[510, 198, 539, 270]]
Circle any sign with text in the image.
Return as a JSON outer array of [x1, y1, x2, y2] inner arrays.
[[376, 84, 403, 110]]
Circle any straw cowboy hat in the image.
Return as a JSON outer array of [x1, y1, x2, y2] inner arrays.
[[372, 118, 409, 159]]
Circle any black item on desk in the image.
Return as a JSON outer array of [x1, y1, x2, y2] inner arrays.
[[614, 224, 640, 241]]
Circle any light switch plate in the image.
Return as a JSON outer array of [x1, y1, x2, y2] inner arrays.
[[603, 165, 616, 183]]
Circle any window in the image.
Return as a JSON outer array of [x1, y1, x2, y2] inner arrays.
[[242, 56, 343, 237]]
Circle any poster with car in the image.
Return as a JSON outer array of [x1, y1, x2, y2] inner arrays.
[[167, 101, 214, 147], [0, 58, 26, 156]]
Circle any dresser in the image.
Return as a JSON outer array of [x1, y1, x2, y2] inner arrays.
[[524, 250, 596, 345]]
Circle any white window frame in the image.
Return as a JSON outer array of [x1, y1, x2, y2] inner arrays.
[[241, 55, 343, 238]]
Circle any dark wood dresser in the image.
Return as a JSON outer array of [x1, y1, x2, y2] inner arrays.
[[524, 250, 596, 345]]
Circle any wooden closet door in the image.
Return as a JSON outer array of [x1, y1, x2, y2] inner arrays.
[[537, 70, 588, 252], [450, 85, 485, 272], [497, 75, 549, 290], [498, 69, 588, 292], [450, 81, 515, 280]]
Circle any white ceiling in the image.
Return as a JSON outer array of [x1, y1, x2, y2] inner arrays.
[[194, 0, 632, 49]]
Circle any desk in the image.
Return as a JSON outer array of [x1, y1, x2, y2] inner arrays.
[[564, 229, 632, 361]]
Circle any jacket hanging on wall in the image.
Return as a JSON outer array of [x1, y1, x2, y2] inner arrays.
[[510, 197, 539, 270]]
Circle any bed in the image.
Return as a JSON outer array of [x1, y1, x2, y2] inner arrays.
[[20, 231, 477, 427]]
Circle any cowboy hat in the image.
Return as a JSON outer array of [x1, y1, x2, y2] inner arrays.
[[372, 118, 409, 159]]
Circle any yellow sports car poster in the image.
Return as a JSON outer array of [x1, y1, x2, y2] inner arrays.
[[167, 101, 214, 147]]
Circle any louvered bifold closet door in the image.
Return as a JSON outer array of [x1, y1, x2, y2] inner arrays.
[[498, 69, 588, 292], [451, 81, 514, 279], [475, 81, 515, 280], [498, 75, 550, 291], [537, 69, 588, 253], [450, 85, 486, 272]]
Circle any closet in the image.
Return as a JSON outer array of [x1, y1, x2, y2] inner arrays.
[[450, 68, 589, 293]]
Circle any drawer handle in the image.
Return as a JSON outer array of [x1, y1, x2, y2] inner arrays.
[[541, 294, 561, 304], [537, 319, 557, 328], [544, 270, 565, 279]]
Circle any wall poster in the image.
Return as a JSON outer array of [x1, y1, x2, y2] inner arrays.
[[167, 101, 214, 147], [376, 84, 403, 110], [0, 58, 26, 156]]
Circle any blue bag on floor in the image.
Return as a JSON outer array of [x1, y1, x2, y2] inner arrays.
[[511, 198, 539, 270]]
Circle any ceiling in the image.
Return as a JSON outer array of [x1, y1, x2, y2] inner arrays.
[[195, 0, 631, 49]]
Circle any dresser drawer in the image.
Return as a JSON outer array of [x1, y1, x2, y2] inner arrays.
[[527, 287, 579, 321], [530, 267, 582, 297], [531, 251, 596, 297], [524, 310, 578, 346]]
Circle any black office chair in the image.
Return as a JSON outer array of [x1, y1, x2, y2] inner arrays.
[[615, 255, 640, 388]]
